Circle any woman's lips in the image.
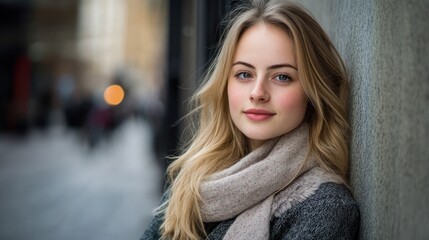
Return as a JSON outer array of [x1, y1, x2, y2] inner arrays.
[[243, 109, 276, 121]]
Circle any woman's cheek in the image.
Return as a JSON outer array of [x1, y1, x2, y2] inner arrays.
[[277, 89, 308, 116]]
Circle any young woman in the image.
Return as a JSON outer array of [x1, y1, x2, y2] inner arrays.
[[142, 0, 359, 239]]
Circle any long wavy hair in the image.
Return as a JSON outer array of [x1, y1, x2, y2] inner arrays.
[[159, 0, 350, 239]]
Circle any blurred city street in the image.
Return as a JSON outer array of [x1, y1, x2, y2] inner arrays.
[[0, 118, 163, 240]]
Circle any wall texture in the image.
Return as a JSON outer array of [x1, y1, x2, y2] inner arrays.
[[297, 0, 429, 239]]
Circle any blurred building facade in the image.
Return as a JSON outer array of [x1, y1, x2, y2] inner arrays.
[[0, 0, 167, 133]]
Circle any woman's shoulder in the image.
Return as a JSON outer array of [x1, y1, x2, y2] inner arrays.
[[271, 182, 359, 239], [270, 168, 360, 239], [272, 167, 356, 216], [279, 181, 359, 216]]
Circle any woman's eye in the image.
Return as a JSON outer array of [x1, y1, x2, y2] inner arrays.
[[274, 74, 291, 82], [235, 72, 252, 79]]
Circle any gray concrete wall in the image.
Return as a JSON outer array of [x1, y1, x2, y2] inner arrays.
[[296, 0, 429, 239]]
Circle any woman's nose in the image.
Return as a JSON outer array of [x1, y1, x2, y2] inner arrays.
[[249, 81, 269, 102]]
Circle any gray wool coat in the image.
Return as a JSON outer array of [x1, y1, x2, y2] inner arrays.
[[140, 182, 360, 240]]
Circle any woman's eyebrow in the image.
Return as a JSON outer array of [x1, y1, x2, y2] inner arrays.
[[269, 64, 297, 70], [231, 61, 297, 70], [232, 61, 255, 69]]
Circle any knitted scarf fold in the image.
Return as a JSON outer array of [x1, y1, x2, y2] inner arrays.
[[200, 123, 318, 240]]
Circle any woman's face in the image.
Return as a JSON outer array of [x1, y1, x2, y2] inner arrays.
[[227, 23, 308, 151]]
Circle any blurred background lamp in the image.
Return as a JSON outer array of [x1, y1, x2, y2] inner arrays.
[[104, 84, 125, 105]]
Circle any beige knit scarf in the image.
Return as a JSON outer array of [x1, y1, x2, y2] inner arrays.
[[199, 123, 318, 240]]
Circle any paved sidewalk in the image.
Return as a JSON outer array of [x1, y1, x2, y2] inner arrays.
[[0, 118, 163, 240]]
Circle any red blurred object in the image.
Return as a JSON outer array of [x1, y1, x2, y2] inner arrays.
[[7, 55, 31, 131]]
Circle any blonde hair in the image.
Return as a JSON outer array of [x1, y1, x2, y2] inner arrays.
[[160, 0, 350, 239]]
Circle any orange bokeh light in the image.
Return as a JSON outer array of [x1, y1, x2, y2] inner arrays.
[[104, 84, 125, 105]]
